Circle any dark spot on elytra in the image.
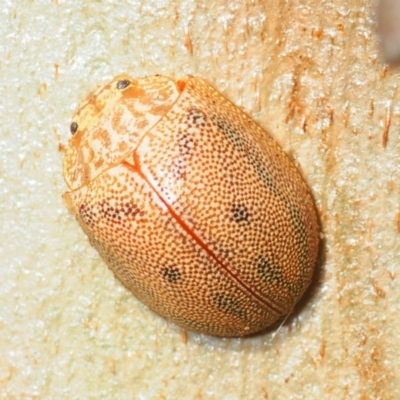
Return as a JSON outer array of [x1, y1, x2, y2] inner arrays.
[[178, 131, 194, 156], [286, 203, 310, 291], [70, 122, 78, 135], [230, 203, 250, 224], [212, 292, 245, 317], [161, 267, 181, 284], [187, 108, 207, 126], [117, 79, 131, 90], [212, 115, 279, 195], [172, 125, 197, 179], [79, 203, 95, 227], [101, 201, 142, 224], [256, 255, 283, 285], [215, 118, 244, 151]]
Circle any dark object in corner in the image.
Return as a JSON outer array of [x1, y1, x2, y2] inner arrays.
[[377, 0, 400, 65]]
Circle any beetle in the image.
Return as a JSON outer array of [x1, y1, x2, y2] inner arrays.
[[63, 74, 319, 337]]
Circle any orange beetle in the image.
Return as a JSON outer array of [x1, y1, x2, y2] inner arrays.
[[63, 75, 319, 337]]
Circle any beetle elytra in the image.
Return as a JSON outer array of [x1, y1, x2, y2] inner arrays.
[[63, 74, 319, 337]]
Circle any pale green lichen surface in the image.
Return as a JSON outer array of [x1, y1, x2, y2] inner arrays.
[[1, 1, 400, 399]]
